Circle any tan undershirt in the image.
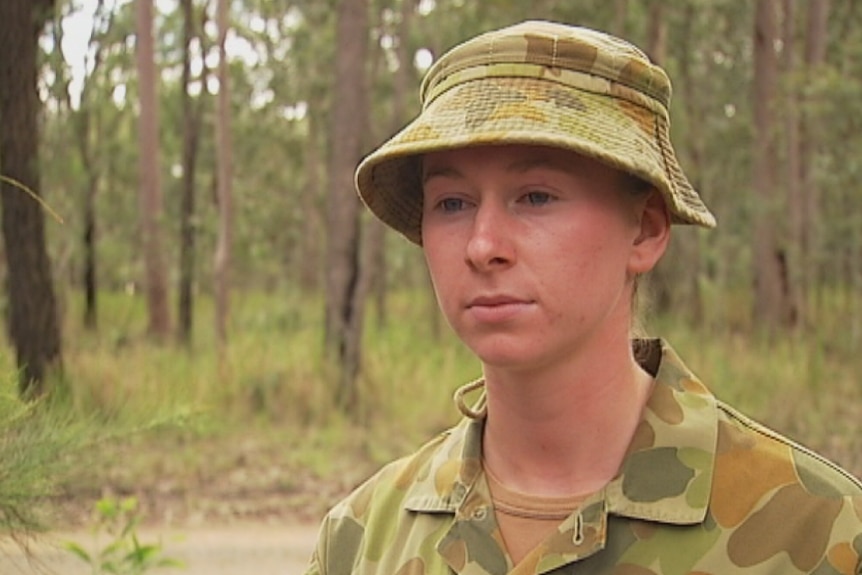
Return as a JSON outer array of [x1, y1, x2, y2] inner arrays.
[[485, 463, 587, 565]]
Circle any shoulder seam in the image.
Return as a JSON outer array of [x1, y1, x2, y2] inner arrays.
[[716, 400, 862, 492]]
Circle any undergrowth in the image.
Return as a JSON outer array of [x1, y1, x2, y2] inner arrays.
[[0, 287, 859, 537]]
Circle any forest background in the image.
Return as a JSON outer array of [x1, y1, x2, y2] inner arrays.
[[0, 0, 860, 539]]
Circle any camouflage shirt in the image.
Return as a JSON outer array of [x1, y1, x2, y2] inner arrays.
[[304, 340, 862, 575]]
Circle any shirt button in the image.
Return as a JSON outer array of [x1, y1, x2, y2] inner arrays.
[[472, 506, 488, 521]]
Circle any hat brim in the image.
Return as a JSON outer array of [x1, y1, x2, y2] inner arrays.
[[356, 76, 716, 245]]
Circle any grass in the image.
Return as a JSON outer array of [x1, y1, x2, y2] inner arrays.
[[1, 287, 860, 533]]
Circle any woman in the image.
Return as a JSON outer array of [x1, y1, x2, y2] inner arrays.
[[305, 20, 862, 575]]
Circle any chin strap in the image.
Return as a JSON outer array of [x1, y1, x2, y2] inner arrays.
[[453, 378, 488, 419]]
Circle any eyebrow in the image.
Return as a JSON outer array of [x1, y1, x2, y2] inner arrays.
[[422, 165, 462, 184], [422, 155, 569, 184]]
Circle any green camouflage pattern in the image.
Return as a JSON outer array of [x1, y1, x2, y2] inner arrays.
[[354, 21, 716, 246], [304, 340, 862, 575]]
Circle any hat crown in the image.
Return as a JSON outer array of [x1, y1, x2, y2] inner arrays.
[[421, 20, 672, 110]]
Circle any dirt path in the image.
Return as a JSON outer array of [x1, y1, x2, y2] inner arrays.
[[1, 521, 318, 575]]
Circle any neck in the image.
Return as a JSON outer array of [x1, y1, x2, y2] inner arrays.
[[481, 336, 654, 498]]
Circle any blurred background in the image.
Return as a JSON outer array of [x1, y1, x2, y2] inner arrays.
[[0, 0, 859, 546]]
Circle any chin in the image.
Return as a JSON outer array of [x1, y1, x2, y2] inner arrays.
[[468, 341, 542, 370]]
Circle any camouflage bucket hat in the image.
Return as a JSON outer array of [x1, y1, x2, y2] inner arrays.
[[355, 20, 717, 245]]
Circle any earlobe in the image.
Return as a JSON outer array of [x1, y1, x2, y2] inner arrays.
[[629, 191, 671, 274]]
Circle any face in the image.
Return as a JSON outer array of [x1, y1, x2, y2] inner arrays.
[[421, 144, 668, 373]]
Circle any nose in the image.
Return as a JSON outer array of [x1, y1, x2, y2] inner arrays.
[[465, 201, 515, 272]]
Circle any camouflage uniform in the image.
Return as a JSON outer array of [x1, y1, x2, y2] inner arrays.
[[304, 340, 862, 575]]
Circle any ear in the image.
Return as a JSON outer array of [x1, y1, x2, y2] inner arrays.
[[628, 190, 671, 275]]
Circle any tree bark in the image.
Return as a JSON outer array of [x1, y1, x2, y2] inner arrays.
[[368, 0, 418, 331], [214, 0, 233, 350], [136, 0, 171, 338], [68, 0, 108, 331], [642, 0, 674, 316], [178, 0, 203, 345], [673, 2, 706, 324], [0, 0, 63, 397], [645, 0, 666, 65], [752, 0, 789, 329], [300, 109, 324, 291], [612, 0, 628, 37], [801, 0, 829, 318], [325, 0, 369, 413], [781, 0, 803, 329]]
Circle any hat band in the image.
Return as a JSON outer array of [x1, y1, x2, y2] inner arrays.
[[422, 62, 668, 118]]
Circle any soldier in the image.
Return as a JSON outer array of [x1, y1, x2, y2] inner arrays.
[[304, 20, 862, 575]]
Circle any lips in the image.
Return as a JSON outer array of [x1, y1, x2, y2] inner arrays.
[[466, 294, 532, 322], [468, 295, 527, 308]]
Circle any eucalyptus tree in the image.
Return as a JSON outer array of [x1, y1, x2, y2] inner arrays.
[[177, 0, 205, 344], [0, 0, 63, 397], [43, 0, 144, 300], [325, 0, 370, 412], [136, 0, 171, 338], [47, 0, 116, 331], [797, 0, 829, 329], [213, 0, 234, 349], [752, 0, 788, 328]]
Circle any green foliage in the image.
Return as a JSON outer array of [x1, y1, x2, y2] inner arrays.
[[0, 287, 855, 534], [0, 377, 87, 534], [18, 0, 862, 527], [45, 289, 862, 480], [63, 496, 183, 575]]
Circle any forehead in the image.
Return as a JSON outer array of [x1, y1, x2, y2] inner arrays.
[[421, 144, 619, 180]]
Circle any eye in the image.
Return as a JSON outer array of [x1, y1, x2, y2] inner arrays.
[[438, 197, 466, 213], [521, 190, 554, 206]]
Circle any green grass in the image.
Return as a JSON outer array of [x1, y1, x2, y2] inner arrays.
[[1, 287, 860, 533]]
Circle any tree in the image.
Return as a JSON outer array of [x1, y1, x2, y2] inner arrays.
[[213, 0, 233, 350], [325, 0, 370, 413], [781, 0, 803, 330], [664, 1, 707, 324], [55, 0, 112, 330], [0, 0, 63, 398], [177, 0, 205, 345], [136, 0, 171, 338], [364, 0, 417, 331], [752, 0, 791, 329], [800, 0, 829, 320]]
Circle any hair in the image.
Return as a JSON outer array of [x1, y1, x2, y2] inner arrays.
[[620, 172, 658, 342]]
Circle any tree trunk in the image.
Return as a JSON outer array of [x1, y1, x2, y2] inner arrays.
[[83, 161, 98, 330], [801, 0, 829, 320], [673, 3, 706, 325], [0, 0, 63, 398], [136, 0, 171, 338], [299, 109, 324, 291], [368, 0, 418, 331], [781, 0, 803, 329], [325, 0, 369, 413], [642, 1, 674, 316], [645, 0, 666, 65], [178, 0, 203, 345], [214, 0, 233, 350], [59, 0, 106, 331], [612, 0, 628, 37], [752, 0, 788, 330]]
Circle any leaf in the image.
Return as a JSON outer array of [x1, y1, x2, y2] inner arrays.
[[0, 174, 65, 223], [62, 540, 93, 563]]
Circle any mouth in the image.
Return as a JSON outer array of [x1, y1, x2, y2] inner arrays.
[[465, 295, 533, 322], [467, 295, 529, 308]]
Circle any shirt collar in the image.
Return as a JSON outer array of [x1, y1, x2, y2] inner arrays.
[[404, 339, 718, 525]]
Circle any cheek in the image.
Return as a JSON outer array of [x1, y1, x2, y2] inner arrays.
[[540, 233, 628, 298], [423, 245, 457, 305]]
